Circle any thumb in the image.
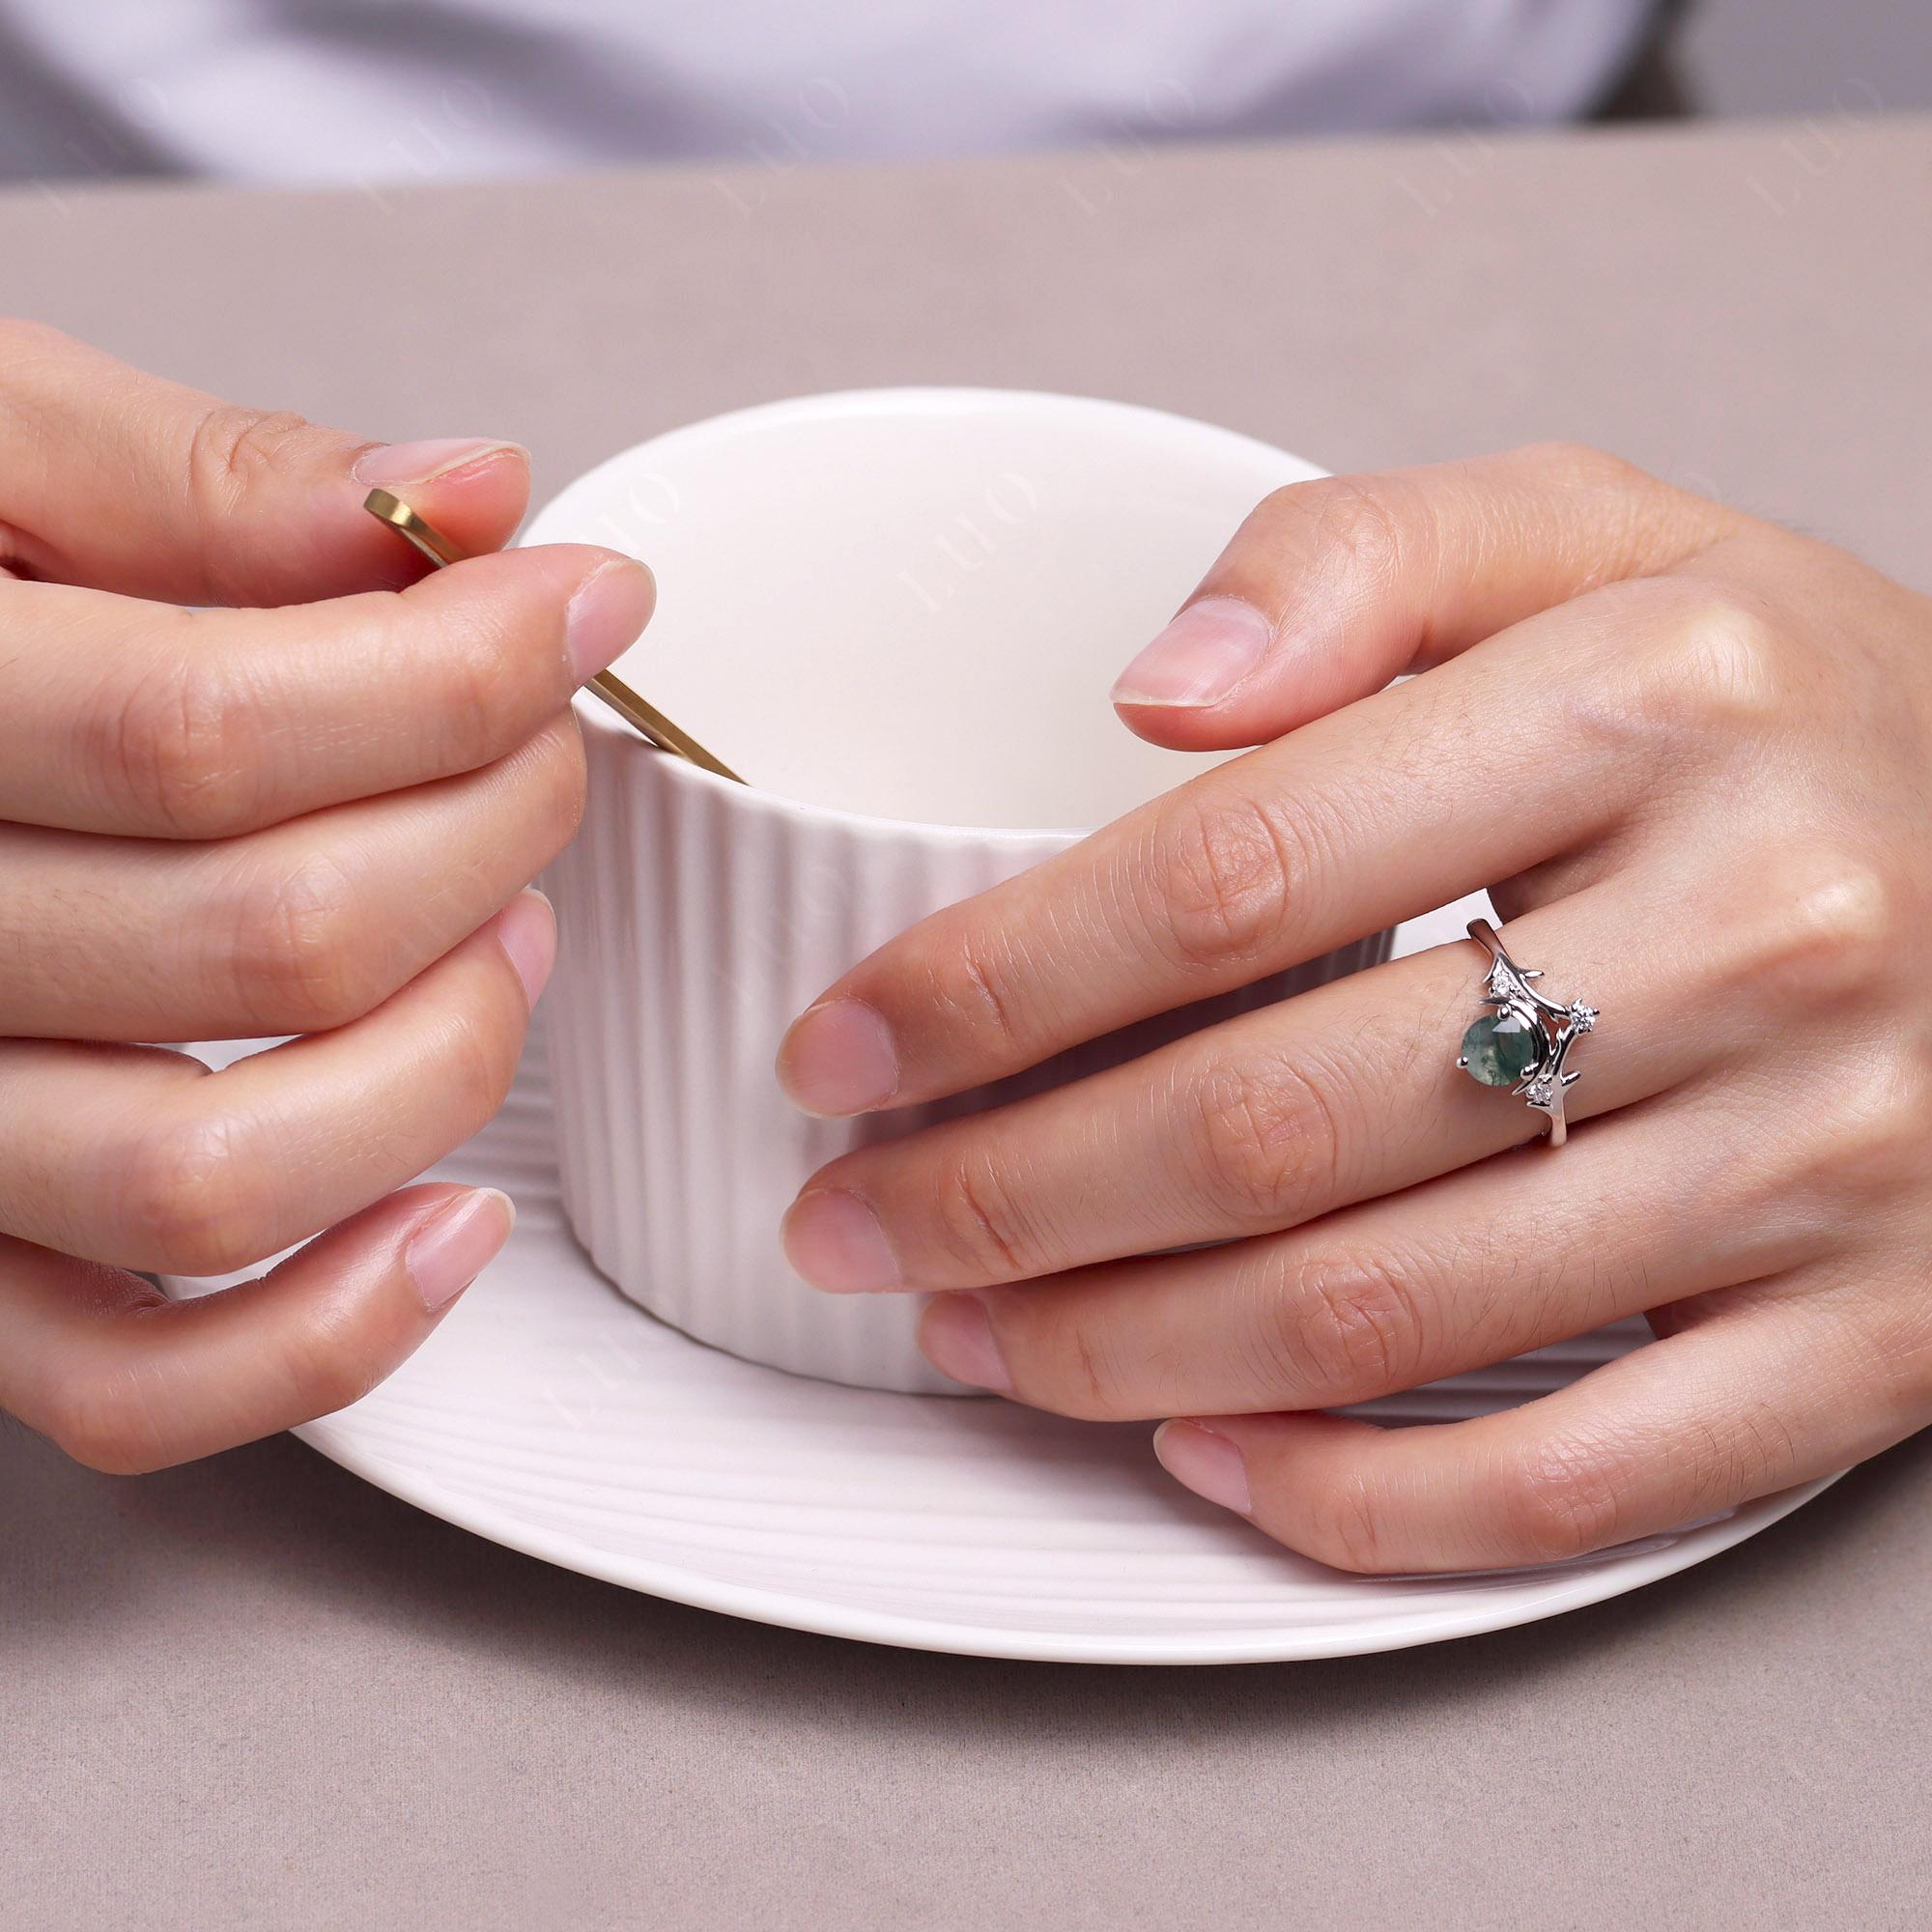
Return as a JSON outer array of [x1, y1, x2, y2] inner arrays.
[[1109, 441, 1736, 751], [0, 319, 530, 605]]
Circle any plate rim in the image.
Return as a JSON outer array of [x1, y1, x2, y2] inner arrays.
[[289, 1406, 1836, 1665]]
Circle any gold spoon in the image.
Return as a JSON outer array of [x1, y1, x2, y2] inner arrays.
[[363, 486, 745, 783]]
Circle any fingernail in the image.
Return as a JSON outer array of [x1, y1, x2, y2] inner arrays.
[[564, 556, 656, 683], [353, 437, 526, 487], [1153, 1420, 1252, 1515], [1111, 596, 1274, 708], [495, 889, 556, 1009], [920, 1293, 1012, 1392], [781, 1188, 901, 1293], [406, 1188, 515, 1314], [777, 999, 899, 1116]]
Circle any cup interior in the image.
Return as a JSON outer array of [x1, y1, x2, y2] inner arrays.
[[525, 389, 1324, 830]]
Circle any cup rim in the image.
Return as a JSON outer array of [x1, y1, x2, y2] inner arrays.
[[526, 384, 1323, 845]]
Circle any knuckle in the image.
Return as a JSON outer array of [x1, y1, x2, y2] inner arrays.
[[536, 714, 589, 846], [1276, 472, 1408, 588], [929, 1149, 1037, 1283], [277, 1322, 389, 1422], [435, 607, 556, 768], [1730, 849, 1907, 1009], [1496, 1431, 1636, 1564], [1788, 1064, 1932, 1208], [1190, 1049, 1337, 1227], [0, 313, 82, 377], [185, 404, 318, 517], [1515, 439, 1646, 495], [93, 638, 265, 838], [1716, 1398, 1800, 1499], [116, 1111, 276, 1276], [0, 315, 74, 357], [440, 982, 526, 1120], [1893, 1069, 1932, 1177], [1299, 1472, 1402, 1575], [1064, 1326, 1125, 1418], [1150, 786, 1303, 974], [933, 927, 1030, 1062], [1869, 1292, 1932, 1418], [1279, 1251, 1431, 1402], [225, 847, 384, 1032], [473, 713, 589, 864], [1606, 580, 1788, 742], [1030, 1305, 1137, 1420]]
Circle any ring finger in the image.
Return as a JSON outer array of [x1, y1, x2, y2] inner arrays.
[[782, 863, 1794, 1296]]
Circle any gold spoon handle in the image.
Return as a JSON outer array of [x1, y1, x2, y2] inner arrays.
[[363, 487, 745, 784]]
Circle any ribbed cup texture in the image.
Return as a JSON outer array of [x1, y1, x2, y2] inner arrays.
[[546, 733, 1393, 1393]]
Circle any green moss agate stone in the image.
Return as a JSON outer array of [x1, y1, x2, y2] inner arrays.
[[1460, 1011, 1544, 1088]]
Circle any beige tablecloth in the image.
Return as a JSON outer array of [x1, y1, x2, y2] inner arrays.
[[4, 116, 1930, 1930]]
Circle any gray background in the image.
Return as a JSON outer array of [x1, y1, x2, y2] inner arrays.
[[1689, 0, 1932, 115], [3, 115, 1930, 1928]]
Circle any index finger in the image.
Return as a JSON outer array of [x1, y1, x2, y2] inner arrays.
[[778, 450, 1738, 1117], [769, 626, 1584, 1121], [1112, 440, 1733, 751], [0, 319, 527, 602]]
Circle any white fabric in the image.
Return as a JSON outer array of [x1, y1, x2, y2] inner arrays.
[[0, 1, 1657, 185]]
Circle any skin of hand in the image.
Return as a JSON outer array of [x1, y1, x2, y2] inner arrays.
[[0, 322, 653, 1472], [777, 440, 1932, 1574]]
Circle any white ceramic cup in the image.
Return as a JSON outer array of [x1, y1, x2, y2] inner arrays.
[[527, 388, 1391, 1393]]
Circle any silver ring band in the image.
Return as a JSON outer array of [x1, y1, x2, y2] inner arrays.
[[1456, 919, 1598, 1147]]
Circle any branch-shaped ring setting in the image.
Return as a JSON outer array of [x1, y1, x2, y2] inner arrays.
[[1455, 919, 1599, 1148]]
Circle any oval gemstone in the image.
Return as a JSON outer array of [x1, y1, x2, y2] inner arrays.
[[1460, 1011, 1545, 1088]]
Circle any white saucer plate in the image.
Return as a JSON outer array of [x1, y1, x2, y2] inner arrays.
[[167, 1018, 1833, 1665]]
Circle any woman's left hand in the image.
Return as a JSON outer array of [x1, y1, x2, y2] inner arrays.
[[773, 441, 1932, 1574]]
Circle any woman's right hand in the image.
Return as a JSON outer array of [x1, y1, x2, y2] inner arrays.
[[0, 323, 653, 1472]]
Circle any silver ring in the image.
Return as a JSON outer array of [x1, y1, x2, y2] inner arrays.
[[1456, 919, 1598, 1148]]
